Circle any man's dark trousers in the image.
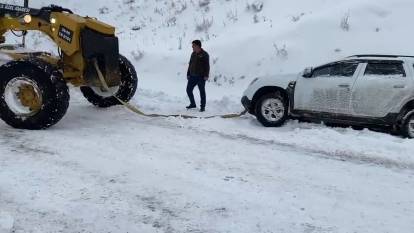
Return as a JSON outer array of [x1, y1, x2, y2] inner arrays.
[[187, 75, 206, 108]]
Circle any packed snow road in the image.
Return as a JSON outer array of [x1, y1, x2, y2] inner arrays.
[[0, 89, 414, 233]]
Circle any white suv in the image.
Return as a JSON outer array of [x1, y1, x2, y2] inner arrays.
[[242, 55, 414, 138]]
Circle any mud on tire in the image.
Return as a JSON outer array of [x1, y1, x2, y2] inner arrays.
[[80, 54, 138, 108], [0, 60, 70, 130], [255, 92, 289, 127]]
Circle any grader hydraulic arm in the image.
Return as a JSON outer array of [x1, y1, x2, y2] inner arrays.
[[0, 3, 138, 130]]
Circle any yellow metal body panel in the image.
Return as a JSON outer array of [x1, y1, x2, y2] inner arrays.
[[85, 17, 115, 35], [50, 12, 83, 56], [0, 11, 117, 87]]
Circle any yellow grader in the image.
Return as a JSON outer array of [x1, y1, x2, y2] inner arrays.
[[0, 2, 138, 129]]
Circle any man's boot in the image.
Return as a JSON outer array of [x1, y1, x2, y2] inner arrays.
[[186, 105, 196, 109]]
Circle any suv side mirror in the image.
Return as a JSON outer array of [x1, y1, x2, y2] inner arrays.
[[302, 67, 313, 78]]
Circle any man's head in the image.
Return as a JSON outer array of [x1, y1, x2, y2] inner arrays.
[[192, 40, 202, 53]]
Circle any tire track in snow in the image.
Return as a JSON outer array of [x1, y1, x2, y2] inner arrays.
[[134, 86, 414, 172], [142, 118, 414, 172], [193, 127, 414, 172], [0, 129, 57, 156], [0, 133, 211, 233]]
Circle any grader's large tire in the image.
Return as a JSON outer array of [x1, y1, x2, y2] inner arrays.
[[80, 54, 138, 108], [0, 60, 70, 130]]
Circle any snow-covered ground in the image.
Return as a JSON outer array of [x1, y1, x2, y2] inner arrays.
[[1, 91, 414, 233], [2, 90, 414, 233], [1, 0, 414, 232]]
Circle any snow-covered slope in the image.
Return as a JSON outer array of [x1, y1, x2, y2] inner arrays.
[[6, 0, 414, 97], [1, 1, 414, 232]]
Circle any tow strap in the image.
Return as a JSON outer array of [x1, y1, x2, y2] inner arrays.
[[93, 60, 247, 119]]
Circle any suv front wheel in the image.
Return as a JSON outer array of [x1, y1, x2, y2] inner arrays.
[[255, 92, 288, 127]]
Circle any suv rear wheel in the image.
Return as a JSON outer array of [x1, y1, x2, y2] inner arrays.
[[401, 112, 414, 138], [255, 92, 288, 127]]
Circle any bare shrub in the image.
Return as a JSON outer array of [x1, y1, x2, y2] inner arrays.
[[273, 43, 288, 60], [247, 1, 264, 13], [196, 17, 213, 33], [167, 0, 188, 15], [99, 7, 109, 15], [291, 13, 305, 22], [178, 36, 183, 50], [226, 9, 238, 23], [123, 0, 135, 4], [199, 0, 210, 8], [340, 11, 351, 31], [174, 1, 188, 15], [212, 74, 236, 86], [166, 16, 177, 27], [131, 25, 142, 31], [131, 49, 144, 62], [154, 7, 164, 16], [253, 14, 260, 23]]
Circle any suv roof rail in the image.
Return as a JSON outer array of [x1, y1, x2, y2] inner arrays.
[[348, 54, 414, 58]]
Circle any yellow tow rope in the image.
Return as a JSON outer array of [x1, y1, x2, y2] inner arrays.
[[93, 60, 247, 119]]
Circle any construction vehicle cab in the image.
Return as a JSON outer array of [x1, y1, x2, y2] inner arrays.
[[0, 2, 138, 129]]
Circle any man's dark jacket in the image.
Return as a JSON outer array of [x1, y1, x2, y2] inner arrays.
[[187, 50, 210, 78]]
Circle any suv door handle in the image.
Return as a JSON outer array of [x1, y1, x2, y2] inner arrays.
[[338, 84, 350, 88], [393, 85, 405, 89]]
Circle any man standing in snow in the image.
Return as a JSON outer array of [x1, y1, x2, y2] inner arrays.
[[186, 40, 210, 112]]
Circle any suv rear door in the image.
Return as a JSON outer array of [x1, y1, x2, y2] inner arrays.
[[294, 61, 362, 114], [350, 60, 410, 118]]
